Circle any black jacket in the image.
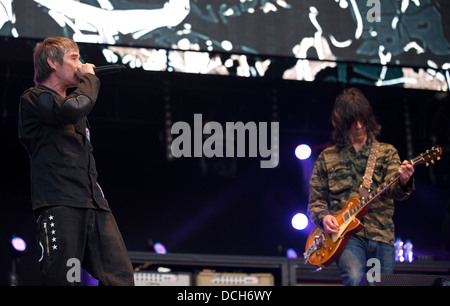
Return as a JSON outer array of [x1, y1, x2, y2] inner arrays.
[[19, 73, 109, 211]]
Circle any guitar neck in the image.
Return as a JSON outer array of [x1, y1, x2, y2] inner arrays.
[[354, 172, 401, 215], [355, 153, 425, 215], [358, 154, 425, 212]]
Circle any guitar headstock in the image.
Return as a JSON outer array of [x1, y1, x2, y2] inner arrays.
[[411, 146, 443, 167]]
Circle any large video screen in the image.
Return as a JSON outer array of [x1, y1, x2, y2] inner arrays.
[[1, 0, 449, 69], [1, 1, 449, 91]]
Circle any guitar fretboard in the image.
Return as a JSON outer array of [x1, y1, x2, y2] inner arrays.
[[347, 173, 401, 220]]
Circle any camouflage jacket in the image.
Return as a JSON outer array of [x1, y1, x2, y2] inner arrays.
[[308, 139, 414, 245]]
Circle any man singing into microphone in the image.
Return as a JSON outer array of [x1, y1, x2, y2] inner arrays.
[[19, 37, 134, 285]]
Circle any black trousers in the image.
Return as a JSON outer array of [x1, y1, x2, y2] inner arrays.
[[35, 206, 135, 286]]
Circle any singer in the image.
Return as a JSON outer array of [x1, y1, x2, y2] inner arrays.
[[18, 37, 134, 286]]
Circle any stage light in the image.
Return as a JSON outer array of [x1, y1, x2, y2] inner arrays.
[[154, 242, 167, 254], [295, 144, 311, 160], [291, 213, 309, 230], [11, 236, 26, 253], [9, 235, 27, 286], [286, 248, 298, 258]]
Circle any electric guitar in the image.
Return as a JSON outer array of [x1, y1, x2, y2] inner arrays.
[[304, 146, 442, 269]]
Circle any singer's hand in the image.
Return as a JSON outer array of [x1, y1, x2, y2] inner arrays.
[[76, 63, 95, 78]]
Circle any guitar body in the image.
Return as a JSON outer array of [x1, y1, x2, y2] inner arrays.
[[305, 198, 367, 268]]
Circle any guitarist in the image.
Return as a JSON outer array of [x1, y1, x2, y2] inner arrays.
[[308, 88, 415, 286]]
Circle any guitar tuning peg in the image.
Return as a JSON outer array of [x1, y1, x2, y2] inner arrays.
[[431, 160, 435, 164], [437, 157, 441, 161], [426, 162, 429, 167]]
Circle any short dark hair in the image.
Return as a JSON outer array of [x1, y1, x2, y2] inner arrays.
[[33, 37, 79, 85], [330, 88, 381, 144]]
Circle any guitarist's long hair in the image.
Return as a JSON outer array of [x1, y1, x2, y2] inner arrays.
[[331, 88, 381, 144]]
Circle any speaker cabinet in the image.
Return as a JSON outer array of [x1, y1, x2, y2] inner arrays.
[[195, 272, 274, 286]]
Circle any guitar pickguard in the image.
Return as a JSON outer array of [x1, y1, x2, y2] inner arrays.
[[331, 215, 351, 243]]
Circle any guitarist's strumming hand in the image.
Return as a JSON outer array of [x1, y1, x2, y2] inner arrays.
[[323, 215, 340, 234], [398, 160, 414, 187]]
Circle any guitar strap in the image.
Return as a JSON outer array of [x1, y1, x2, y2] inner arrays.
[[359, 140, 380, 198]]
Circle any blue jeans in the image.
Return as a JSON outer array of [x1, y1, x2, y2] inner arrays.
[[336, 235, 395, 286]]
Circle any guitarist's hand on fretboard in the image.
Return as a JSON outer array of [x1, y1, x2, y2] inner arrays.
[[398, 160, 415, 187]]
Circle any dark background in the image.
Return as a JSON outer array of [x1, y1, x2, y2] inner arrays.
[[1, 36, 449, 285]]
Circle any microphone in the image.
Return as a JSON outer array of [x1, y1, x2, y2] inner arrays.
[[94, 64, 126, 75]]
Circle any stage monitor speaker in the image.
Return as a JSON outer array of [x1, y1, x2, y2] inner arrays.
[[134, 271, 192, 286], [373, 274, 450, 286], [195, 272, 274, 286]]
